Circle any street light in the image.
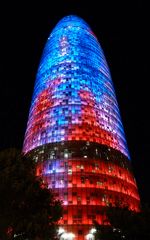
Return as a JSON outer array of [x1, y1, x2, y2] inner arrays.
[[58, 227, 65, 235], [86, 228, 97, 240], [86, 233, 94, 240], [90, 228, 96, 234], [58, 228, 75, 240], [60, 232, 75, 240]]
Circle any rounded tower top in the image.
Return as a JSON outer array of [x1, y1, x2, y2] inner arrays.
[[23, 15, 130, 159], [52, 15, 91, 31]]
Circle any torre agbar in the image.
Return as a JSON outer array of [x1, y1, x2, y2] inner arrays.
[[23, 15, 140, 239]]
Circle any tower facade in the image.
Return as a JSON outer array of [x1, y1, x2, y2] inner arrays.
[[23, 15, 140, 239]]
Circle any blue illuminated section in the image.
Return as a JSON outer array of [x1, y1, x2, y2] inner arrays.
[[23, 15, 130, 159]]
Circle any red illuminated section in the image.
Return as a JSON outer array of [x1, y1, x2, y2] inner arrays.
[[66, 89, 118, 148], [23, 78, 62, 149], [24, 86, 124, 156], [35, 154, 140, 239]]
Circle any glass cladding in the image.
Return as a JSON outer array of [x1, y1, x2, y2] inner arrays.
[[23, 15, 130, 159], [23, 15, 140, 239]]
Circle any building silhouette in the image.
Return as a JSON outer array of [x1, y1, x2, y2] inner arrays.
[[23, 15, 140, 240]]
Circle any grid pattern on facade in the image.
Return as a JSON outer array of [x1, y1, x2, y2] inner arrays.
[[23, 15, 129, 159], [23, 15, 140, 239]]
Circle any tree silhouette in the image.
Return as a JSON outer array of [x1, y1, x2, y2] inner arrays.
[[0, 148, 62, 240], [94, 204, 150, 240]]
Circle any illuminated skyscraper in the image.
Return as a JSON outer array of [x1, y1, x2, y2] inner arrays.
[[23, 15, 140, 240]]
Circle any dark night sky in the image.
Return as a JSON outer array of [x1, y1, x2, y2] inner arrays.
[[0, 1, 149, 204]]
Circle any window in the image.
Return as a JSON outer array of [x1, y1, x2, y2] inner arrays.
[[78, 230, 83, 235], [72, 192, 77, 196]]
